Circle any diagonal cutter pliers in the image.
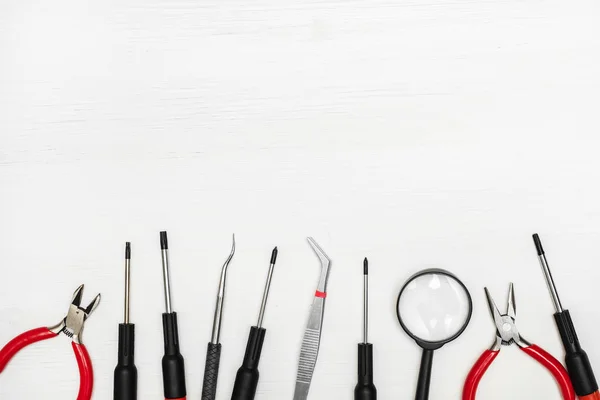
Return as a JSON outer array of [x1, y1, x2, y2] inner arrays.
[[0, 284, 101, 400]]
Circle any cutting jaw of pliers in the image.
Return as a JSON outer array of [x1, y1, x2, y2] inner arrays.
[[0, 285, 100, 400], [463, 283, 575, 400]]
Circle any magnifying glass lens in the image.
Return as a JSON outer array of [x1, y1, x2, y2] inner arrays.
[[398, 272, 471, 342]]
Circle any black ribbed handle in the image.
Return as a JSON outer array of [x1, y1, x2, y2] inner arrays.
[[231, 327, 266, 400], [202, 342, 222, 400], [555, 310, 599, 396], [354, 343, 376, 400], [162, 313, 187, 399], [114, 324, 137, 400]]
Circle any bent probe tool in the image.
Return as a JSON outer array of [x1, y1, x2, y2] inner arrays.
[[354, 258, 376, 400], [202, 234, 236, 400], [0, 284, 101, 400], [533, 234, 600, 400], [463, 283, 575, 400], [114, 242, 137, 400], [293, 237, 332, 400], [231, 246, 279, 400], [160, 231, 187, 400]]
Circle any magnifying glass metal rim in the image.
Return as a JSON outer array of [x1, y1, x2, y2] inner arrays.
[[396, 268, 473, 350]]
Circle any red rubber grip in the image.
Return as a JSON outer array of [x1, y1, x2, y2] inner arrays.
[[580, 391, 600, 400], [0, 327, 57, 373], [72, 342, 94, 400], [521, 344, 575, 400], [462, 349, 499, 400]]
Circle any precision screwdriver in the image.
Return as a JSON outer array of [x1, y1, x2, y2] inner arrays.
[[231, 247, 278, 400], [202, 234, 236, 400], [532, 234, 600, 400], [355, 258, 376, 400], [160, 231, 187, 400], [114, 242, 138, 400]]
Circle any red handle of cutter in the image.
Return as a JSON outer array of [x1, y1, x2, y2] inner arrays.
[[462, 349, 499, 400], [72, 342, 94, 400], [0, 327, 57, 373], [521, 344, 575, 400], [580, 391, 600, 400]]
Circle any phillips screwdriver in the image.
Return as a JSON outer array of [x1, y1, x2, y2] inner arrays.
[[114, 242, 138, 400], [532, 234, 600, 400], [355, 258, 376, 400], [231, 247, 279, 400], [160, 231, 187, 400], [202, 234, 236, 400]]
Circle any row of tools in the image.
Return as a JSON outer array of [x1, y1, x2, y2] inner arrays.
[[0, 233, 598, 400]]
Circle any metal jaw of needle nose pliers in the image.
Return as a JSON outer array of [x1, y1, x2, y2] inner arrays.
[[463, 283, 575, 400], [293, 237, 331, 400], [0, 285, 101, 400]]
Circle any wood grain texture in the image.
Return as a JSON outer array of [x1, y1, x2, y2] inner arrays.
[[1, 0, 600, 399]]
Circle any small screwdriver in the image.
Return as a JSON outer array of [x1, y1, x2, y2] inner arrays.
[[355, 258, 376, 400], [160, 231, 187, 400], [533, 234, 600, 400], [231, 247, 278, 400], [114, 242, 138, 400]]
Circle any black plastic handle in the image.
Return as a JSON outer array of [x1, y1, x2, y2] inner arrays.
[[231, 326, 266, 400], [162, 312, 187, 399], [354, 343, 377, 400], [202, 342, 222, 400], [555, 310, 599, 396], [114, 323, 137, 400], [415, 348, 434, 400]]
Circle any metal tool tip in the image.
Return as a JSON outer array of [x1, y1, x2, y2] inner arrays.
[[125, 242, 131, 259], [532, 233, 544, 255], [363, 257, 368, 275], [270, 247, 278, 264], [160, 231, 168, 250]]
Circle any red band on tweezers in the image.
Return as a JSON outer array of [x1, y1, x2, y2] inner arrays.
[[315, 290, 327, 298]]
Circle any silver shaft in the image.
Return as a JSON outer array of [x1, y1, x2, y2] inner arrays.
[[537, 253, 564, 313], [211, 234, 236, 344], [125, 257, 131, 324], [257, 259, 276, 328], [363, 273, 368, 344], [161, 248, 173, 314]]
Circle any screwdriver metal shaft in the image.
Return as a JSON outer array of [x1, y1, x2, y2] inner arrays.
[[114, 242, 137, 400], [231, 247, 278, 400], [533, 234, 599, 399], [355, 258, 376, 400]]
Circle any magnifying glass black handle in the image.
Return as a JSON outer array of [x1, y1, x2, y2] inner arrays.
[[355, 343, 377, 400], [415, 348, 434, 400]]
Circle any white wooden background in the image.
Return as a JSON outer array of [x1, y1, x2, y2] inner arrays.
[[1, 0, 600, 398]]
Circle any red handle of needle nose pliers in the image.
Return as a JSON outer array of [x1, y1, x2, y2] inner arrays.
[[521, 344, 575, 400], [0, 327, 57, 373], [463, 345, 575, 400], [463, 350, 499, 400]]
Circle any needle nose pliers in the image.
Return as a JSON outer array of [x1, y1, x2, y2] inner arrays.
[[463, 283, 575, 400], [0, 284, 101, 400]]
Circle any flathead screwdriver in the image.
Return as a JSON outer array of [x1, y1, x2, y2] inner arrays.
[[231, 247, 278, 400], [533, 234, 599, 400], [114, 242, 138, 400], [160, 231, 187, 400], [355, 258, 376, 400]]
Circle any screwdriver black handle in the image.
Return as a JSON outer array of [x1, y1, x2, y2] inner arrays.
[[355, 343, 377, 400], [231, 326, 266, 400], [114, 323, 137, 400], [162, 312, 187, 400], [202, 342, 222, 400], [554, 310, 599, 397]]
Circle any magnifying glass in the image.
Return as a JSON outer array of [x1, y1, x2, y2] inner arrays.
[[396, 269, 472, 400]]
